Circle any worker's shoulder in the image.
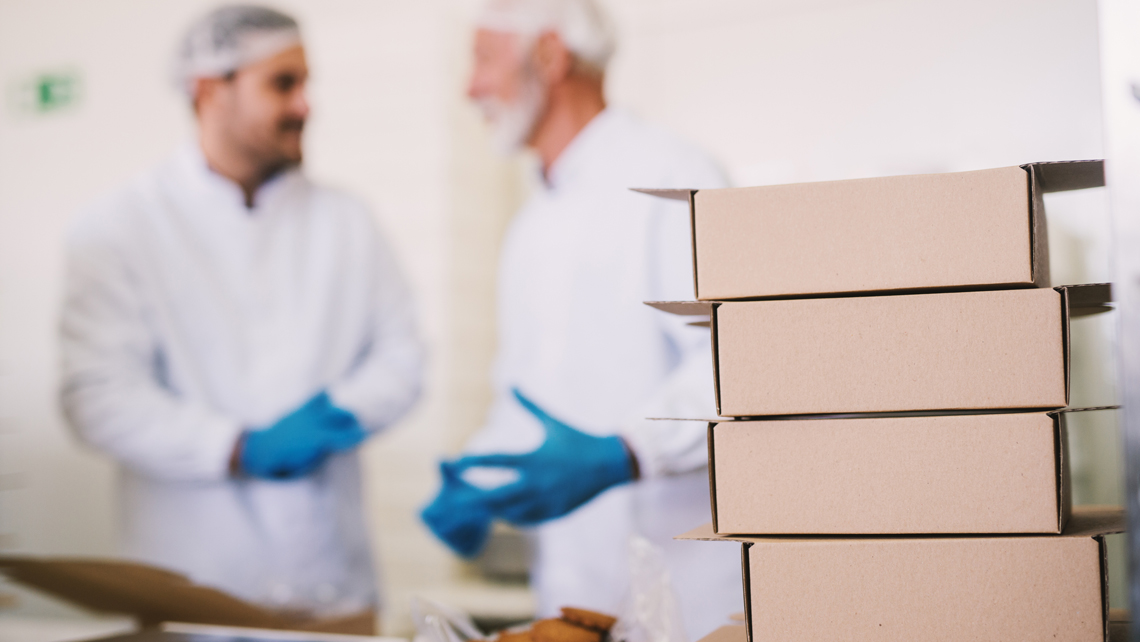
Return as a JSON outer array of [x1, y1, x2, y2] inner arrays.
[[599, 110, 726, 189], [303, 180, 373, 216], [301, 181, 389, 242], [66, 163, 170, 249]]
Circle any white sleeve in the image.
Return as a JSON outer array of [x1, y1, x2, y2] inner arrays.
[[619, 352, 715, 478], [620, 157, 727, 479], [59, 224, 243, 482], [327, 218, 425, 432], [620, 303, 717, 478]]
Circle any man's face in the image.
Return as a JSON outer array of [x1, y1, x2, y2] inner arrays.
[[202, 45, 310, 171], [467, 28, 546, 153]]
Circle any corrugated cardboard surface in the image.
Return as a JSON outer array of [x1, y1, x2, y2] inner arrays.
[[692, 166, 1035, 300], [711, 412, 1065, 535], [715, 288, 1066, 416], [0, 557, 375, 634], [679, 507, 1122, 642], [744, 536, 1102, 642], [696, 615, 1130, 642]]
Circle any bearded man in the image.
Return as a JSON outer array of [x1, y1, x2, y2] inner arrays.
[[59, 5, 423, 630], [422, 1, 742, 638]]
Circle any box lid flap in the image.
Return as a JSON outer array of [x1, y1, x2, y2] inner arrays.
[[675, 506, 1124, 542], [1062, 506, 1126, 536], [652, 285, 1111, 317], [676, 523, 720, 541], [1058, 283, 1114, 316], [645, 300, 714, 316], [1051, 405, 1122, 416], [630, 188, 695, 201], [1023, 160, 1105, 193]]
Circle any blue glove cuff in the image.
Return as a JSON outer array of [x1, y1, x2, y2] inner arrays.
[[597, 434, 636, 489]]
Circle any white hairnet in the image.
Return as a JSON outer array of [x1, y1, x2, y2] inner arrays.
[[476, 0, 616, 73], [174, 4, 302, 96]]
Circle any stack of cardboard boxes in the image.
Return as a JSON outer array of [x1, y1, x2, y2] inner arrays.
[[640, 160, 1126, 642]]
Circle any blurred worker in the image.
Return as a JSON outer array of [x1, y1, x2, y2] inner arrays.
[[59, 5, 422, 630], [422, 0, 741, 637]]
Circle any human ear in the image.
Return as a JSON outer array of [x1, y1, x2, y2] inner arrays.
[[531, 31, 573, 84], [193, 77, 226, 114]]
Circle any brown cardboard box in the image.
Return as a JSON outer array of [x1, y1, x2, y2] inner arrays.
[[678, 506, 1123, 642], [699, 615, 1132, 642], [693, 615, 1130, 642], [650, 284, 1112, 417], [0, 557, 376, 634], [636, 160, 1104, 301], [709, 410, 1091, 535]]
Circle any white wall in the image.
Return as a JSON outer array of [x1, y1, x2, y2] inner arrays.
[[0, 0, 1121, 634]]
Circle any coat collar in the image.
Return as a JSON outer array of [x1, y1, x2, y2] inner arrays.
[[541, 108, 626, 192], [175, 142, 305, 214]]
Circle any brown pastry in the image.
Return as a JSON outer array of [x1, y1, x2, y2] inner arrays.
[[496, 630, 533, 642], [560, 607, 618, 633], [532, 618, 602, 642]]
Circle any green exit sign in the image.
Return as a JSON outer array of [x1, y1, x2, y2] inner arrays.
[[8, 68, 83, 116]]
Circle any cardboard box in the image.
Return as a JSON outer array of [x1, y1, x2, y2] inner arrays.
[[0, 556, 375, 634], [678, 505, 1123, 642], [709, 410, 1086, 535], [696, 615, 1132, 642], [636, 160, 1104, 300], [650, 283, 1112, 417]]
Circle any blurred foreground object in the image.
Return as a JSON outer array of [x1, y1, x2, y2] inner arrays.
[[495, 608, 616, 642], [0, 557, 375, 634], [410, 596, 615, 642]]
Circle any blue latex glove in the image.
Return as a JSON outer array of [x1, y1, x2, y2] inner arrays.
[[239, 391, 368, 480], [420, 460, 495, 558], [448, 388, 636, 526]]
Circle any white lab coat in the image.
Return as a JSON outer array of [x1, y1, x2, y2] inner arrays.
[[60, 145, 423, 615], [466, 109, 742, 640]]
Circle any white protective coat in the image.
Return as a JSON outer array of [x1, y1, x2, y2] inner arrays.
[[466, 109, 742, 640], [60, 145, 423, 615]]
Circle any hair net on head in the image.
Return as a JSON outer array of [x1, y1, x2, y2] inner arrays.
[[174, 4, 301, 96], [476, 0, 616, 74]]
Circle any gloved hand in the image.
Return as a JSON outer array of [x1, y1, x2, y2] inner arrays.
[[447, 388, 636, 526], [238, 391, 368, 480], [420, 460, 495, 558]]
